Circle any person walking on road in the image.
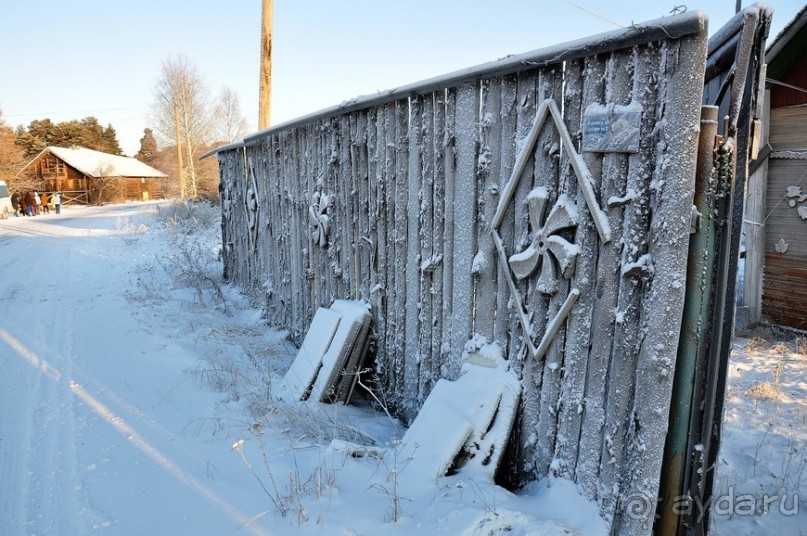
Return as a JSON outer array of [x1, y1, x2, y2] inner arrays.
[[11, 192, 20, 217], [25, 192, 35, 216]]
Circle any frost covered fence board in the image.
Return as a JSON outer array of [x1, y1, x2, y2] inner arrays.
[[212, 11, 710, 536]]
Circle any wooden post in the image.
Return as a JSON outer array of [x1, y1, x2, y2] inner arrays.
[[743, 88, 769, 322], [259, 0, 273, 130]]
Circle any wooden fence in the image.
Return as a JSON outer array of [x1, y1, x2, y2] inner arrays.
[[212, 12, 711, 535]]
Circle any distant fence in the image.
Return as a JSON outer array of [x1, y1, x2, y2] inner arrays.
[[212, 12, 713, 535]]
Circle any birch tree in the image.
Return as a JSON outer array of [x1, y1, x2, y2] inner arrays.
[[212, 86, 249, 143], [152, 55, 213, 199]]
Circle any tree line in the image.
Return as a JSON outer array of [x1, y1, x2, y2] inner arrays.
[[0, 54, 250, 200]]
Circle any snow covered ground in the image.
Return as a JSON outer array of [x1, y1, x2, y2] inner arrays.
[[0, 202, 803, 535]]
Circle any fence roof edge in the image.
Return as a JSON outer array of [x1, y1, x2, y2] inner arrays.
[[201, 9, 707, 160]]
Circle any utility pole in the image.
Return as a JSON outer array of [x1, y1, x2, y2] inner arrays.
[[258, 0, 273, 130]]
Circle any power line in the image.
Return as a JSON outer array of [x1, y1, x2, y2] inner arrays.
[[767, 78, 807, 95], [564, 0, 624, 28]]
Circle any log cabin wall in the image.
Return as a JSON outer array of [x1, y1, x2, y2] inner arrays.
[[215, 13, 709, 535], [762, 104, 807, 329]]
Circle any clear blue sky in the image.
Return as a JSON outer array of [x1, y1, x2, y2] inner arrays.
[[1, 1, 802, 156]]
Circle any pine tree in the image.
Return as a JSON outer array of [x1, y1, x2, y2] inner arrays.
[[136, 128, 158, 164], [101, 124, 122, 155], [14, 116, 123, 157]]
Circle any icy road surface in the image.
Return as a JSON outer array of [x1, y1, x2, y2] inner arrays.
[[0, 204, 270, 535]]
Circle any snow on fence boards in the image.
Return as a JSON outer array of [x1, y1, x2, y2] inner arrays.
[[215, 14, 708, 536]]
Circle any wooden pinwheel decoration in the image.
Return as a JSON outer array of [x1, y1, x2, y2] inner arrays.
[[309, 190, 332, 247], [508, 188, 580, 294]]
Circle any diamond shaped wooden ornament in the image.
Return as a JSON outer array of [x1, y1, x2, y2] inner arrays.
[[491, 98, 610, 361]]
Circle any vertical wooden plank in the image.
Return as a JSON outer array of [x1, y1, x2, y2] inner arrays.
[[509, 71, 539, 480], [287, 129, 299, 334], [494, 76, 519, 352], [394, 99, 411, 416], [347, 113, 360, 299], [325, 119, 339, 304], [440, 88, 456, 388], [280, 132, 295, 332], [598, 44, 660, 522], [337, 117, 350, 301], [339, 114, 355, 300], [430, 92, 447, 387], [551, 57, 588, 480], [373, 105, 390, 392], [382, 102, 399, 405], [744, 89, 769, 321], [474, 79, 502, 343], [319, 121, 332, 308], [268, 136, 281, 325], [361, 110, 376, 302], [533, 65, 566, 478], [272, 136, 286, 320], [299, 126, 312, 334], [366, 108, 379, 303], [261, 140, 276, 316], [573, 54, 608, 499], [588, 49, 633, 514], [404, 95, 423, 407], [281, 131, 295, 335], [449, 82, 480, 378], [418, 93, 436, 402], [584, 51, 632, 511], [616, 31, 707, 536], [355, 113, 371, 301]]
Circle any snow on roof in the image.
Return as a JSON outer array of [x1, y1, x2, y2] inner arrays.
[[47, 146, 168, 179]]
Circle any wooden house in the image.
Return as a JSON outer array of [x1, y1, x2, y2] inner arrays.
[[22, 146, 169, 205], [743, 5, 807, 330]]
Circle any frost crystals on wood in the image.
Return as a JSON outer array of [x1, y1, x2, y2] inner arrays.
[[309, 190, 332, 247], [491, 98, 601, 361], [508, 188, 580, 294]]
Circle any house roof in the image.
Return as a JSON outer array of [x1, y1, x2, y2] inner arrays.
[[766, 3, 807, 79], [33, 146, 168, 179]]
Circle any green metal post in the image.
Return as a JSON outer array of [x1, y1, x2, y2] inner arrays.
[[656, 105, 719, 535]]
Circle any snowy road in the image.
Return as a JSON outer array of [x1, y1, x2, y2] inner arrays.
[[0, 204, 269, 535]]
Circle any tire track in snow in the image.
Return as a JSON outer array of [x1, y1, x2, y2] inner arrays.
[[0, 215, 104, 534]]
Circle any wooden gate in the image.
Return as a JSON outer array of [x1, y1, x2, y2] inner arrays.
[[207, 9, 764, 535]]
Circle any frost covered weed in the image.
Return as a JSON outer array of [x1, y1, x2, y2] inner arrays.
[[188, 350, 243, 401], [232, 433, 336, 526], [155, 199, 218, 233], [370, 439, 411, 523], [743, 336, 768, 354], [746, 363, 784, 401], [468, 477, 499, 516], [117, 216, 150, 245]]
